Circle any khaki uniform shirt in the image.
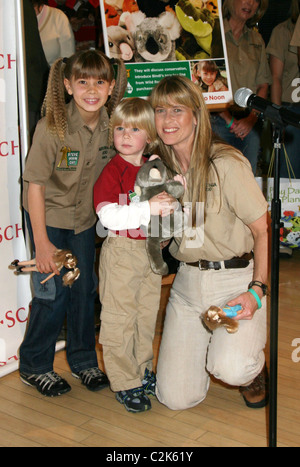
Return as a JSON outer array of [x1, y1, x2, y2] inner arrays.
[[170, 148, 268, 263], [23, 99, 115, 234], [224, 19, 272, 104], [266, 19, 299, 104], [290, 15, 300, 46]]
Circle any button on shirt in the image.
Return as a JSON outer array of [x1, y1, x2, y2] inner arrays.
[[23, 99, 115, 234]]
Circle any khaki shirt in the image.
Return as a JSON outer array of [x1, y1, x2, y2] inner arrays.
[[290, 16, 300, 46], [224, 19, 272, 102], [266, 19, 299, 104], [170, 148, 268, 263], [23, 99, 115, 234]]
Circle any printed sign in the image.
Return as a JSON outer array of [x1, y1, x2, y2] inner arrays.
[[100, 0, 232, 108]]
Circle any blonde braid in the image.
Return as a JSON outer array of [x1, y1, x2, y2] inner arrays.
[[41, 58, 67, 142]]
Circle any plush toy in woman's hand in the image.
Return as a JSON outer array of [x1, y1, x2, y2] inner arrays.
[[202, 304, 242, 334], [10, 249, 80, 287]]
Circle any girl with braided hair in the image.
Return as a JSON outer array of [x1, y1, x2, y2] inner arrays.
[[20, 49, 127, 397]]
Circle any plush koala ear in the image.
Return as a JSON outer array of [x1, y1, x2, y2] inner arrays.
[[134, 186, 142, 197], [158, 11, 182, 40], [126, 11, 146, 31]]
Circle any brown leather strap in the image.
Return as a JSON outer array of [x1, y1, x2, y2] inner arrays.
[[186, 252, 253, 270]]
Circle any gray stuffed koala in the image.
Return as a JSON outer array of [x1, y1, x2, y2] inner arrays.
[[134, 158, 185, 275]]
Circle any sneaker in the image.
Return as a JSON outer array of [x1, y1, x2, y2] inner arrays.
[[239, 365, 269, 409], [72, 367, 109, 392], [142, 368, 156, 396], [116, 387, 152, 413], [20, 371, 71, 397]]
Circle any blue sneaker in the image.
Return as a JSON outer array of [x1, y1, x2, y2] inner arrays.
[[116, 387, 151, 413], [142, 368, 156, 396]]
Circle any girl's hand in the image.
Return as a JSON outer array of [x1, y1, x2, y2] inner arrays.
[[227, 291, 260, 321], [35, 241, 60, 276], [149, 192, 178, 217]]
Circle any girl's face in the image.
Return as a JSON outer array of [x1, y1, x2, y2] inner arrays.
[[154, 103, 197, 153], [232, 0, 260, 22], [200, 69, 218, 86], [64, 76, 115, 120], [113, 123, 150, 165]]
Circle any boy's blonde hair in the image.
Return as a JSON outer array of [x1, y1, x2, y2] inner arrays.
[[109, 97, 157, 153]]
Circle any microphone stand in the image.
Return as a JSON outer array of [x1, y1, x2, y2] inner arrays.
[[268, 123, 284, 448]]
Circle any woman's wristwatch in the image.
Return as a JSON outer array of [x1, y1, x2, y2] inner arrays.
[[248, 280, 268, 296]]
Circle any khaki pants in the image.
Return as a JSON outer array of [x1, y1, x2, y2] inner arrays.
[[99, 236, 162, 392], [156, 261, 267, 410]]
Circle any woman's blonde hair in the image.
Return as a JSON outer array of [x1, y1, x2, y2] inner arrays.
[[109, 97, 157, 153], [150, 75, 217, 225], [41, 50, 127, 141], [223, 0, 269, 28]]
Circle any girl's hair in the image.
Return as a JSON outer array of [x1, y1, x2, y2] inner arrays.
[[193, 60, 224, 90], [223, 0, 269, 28], [41, 50, 127, 141], [150, 75, 214, 225], [109, 97, 157, 153]]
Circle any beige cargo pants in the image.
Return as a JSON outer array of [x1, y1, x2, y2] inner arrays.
[[99, 236, 162, 392]]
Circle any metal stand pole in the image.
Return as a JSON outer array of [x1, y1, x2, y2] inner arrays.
[[269, 125, 283, 448]]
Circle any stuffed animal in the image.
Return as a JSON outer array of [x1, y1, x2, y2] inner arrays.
[[133, 158, 185, 275], [10, 249, 80, 287], [202, 304, 242, 334], [125, 10, 181, 62], [136, 0, 178, 17], [175, 0, 223, 61], [107, 23, 135, 61], [104, 0, 139, 26]]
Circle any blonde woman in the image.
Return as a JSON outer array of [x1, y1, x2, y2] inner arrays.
[[150, 75, 270, 410]]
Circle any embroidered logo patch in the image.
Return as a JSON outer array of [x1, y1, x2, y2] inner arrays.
[[57, 147, 80, 171]]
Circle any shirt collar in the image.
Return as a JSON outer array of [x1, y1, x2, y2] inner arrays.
[[67, 99, 109, 135]]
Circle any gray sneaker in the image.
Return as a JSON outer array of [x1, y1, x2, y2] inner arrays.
[[20, 371, 71, 397]]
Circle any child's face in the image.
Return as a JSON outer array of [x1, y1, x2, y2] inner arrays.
[[200, 69, 218, 86], [64, 76, 115, 120], [114, 123, 150, 164]]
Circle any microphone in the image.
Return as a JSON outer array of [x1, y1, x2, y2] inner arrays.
[[234, 87, 300, 129]]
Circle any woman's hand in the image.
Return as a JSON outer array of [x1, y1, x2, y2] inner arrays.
[[230, 114, 257, 140], [227, 290, 260, 321]]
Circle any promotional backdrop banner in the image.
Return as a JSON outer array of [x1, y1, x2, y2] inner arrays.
[[0, 0, 32, 377], [100, 0, 232, 109]]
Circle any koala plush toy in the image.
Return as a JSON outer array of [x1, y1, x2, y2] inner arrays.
[[134, 158, 185, 275]]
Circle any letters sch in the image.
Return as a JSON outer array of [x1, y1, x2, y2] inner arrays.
[[0, 140, 19, 157]]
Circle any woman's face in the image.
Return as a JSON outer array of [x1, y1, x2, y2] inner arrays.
[[154, 102, 197, 153], [232, 0, 260, 22]]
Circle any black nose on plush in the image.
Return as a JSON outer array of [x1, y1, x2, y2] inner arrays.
[[146, 36, 159, 55]]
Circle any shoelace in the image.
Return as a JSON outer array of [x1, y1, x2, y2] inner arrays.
[[79, 367, 103, 385], [34, 371, 62, 391]]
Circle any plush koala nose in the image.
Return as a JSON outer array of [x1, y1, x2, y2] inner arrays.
[[146, 36, 159, 55]]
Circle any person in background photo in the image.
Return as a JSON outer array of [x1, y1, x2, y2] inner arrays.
[[211, 0, 272, 175], [192, 60, 228, 93]]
